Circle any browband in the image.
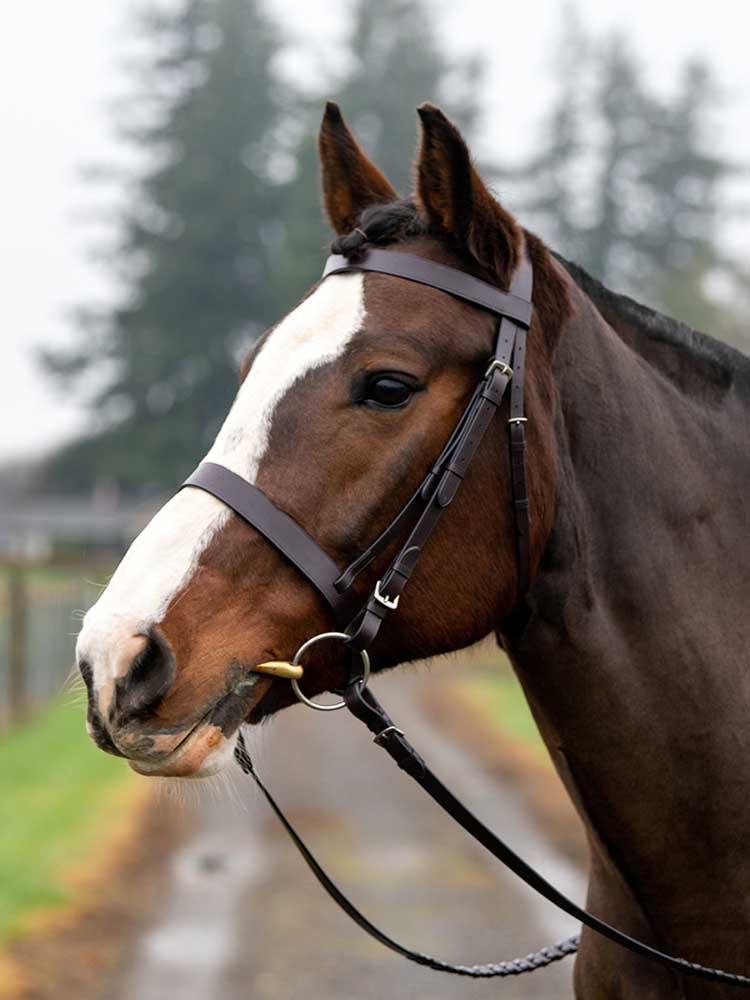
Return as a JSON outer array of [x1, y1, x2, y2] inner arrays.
[[323, 249, 533, 327]]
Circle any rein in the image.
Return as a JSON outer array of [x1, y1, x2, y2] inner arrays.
[[183, 242, 750, 988]]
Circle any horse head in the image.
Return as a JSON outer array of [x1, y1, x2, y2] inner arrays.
[[76, 103, 570, 777]]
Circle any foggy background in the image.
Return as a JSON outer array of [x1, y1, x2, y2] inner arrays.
[[1, 0, 748, 470], [2, 0, 749, 782], [0, 4, 748, 998]]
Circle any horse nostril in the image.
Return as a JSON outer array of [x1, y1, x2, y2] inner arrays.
[[113, 632, 175, 723], [78, 657, 95, 699], [87, 704, 124, 757]]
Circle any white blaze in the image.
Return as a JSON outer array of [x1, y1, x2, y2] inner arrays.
[[77, 273, 366, 685]]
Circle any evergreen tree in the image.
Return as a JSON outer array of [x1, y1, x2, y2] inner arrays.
[[587, 50, 742, 341], [637, 60, 735, 331], [329, 0, 480, 192], [42, 0, 487, 496], [582, 34, 657, 289], [275, 0, 483, 300], [497, 4, 589, 260], [499, 14, 745, 348], [42, 0, 286, 495]]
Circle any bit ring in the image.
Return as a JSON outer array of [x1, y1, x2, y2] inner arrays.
[[290, 631, 370, 711]]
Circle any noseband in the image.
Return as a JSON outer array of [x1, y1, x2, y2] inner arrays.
[[185, 242, 534, 658], [181, 242, 750, 988]]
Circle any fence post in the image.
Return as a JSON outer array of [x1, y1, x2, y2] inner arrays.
[[8, 562, 28, 724]]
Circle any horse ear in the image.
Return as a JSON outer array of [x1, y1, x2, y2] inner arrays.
[[416, 103, 520, 282], [318, 102, 398, 235]]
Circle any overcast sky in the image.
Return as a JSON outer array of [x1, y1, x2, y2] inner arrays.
[[1, 0, 748, 465]]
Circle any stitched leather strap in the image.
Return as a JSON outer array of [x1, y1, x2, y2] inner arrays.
[[344, 241, 533, 649], [234, 733, 580, 979], [232, 681, 750, 988], [324, 249, 533, 327], [235, 687, 750, 988], [336, 683, 750, 988], [332, 381, 485, 594], [185, 243, 535, 642], [183, 463, 358, 625], [220, 242, 750, 988], [345, 363, 514, 651], [508, 328, 530, 595], [504, 245, 532, 596]]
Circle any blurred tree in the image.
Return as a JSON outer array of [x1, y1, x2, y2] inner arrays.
[[498, 3, 589, 261], [41, 0, 485, 496], [727, 287, 750, 356], [42, 0, 287, 495], [638, 61, 739, 335], [591, 50, 744, 344], [499, 14, 745, 349], [582, 34, 658, 289], [329, 0, 481, 192], [275, 0, 483, 300]]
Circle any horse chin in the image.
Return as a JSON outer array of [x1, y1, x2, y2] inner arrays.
[[128, 721, 237, 778], [127, 672, 274, 779]]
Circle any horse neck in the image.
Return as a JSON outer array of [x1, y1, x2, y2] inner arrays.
[[504, 282, 750, 957]]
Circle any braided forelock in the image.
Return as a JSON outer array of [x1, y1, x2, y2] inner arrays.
[[330, 198, 428, 257]]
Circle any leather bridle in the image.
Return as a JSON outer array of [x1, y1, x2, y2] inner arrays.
[[185, 243, 533, 650], [182, 241, 750, 987]]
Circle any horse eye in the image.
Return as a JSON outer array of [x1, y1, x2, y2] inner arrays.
[[364, 375, 415, 409]]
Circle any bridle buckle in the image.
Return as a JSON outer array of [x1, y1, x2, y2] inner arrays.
[[374, 579, 400, 610], [484, 359, 513, 380], [373, 725, 405, 747]]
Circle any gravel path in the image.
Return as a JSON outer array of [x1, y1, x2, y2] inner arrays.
[[111, 670, 584, 1000]]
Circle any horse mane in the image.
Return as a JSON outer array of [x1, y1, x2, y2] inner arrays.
[[557, 253, 750, 404]]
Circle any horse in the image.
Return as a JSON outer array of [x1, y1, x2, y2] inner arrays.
[[76, 101, 750, 998]]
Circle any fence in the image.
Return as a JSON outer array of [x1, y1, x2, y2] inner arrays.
[[0, 561, 109, 727]]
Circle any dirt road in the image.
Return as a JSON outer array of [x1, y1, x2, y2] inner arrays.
[[110, 670, 584, 1000]]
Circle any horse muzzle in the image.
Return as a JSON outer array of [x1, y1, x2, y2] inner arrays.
[[82, 650, 274, 777]]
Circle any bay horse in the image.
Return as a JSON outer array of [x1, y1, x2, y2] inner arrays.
[[76, 101, 750, 997]]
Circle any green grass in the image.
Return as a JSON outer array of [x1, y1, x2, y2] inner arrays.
[[461, 667, 545, 754], [0, 697, 133, 942]]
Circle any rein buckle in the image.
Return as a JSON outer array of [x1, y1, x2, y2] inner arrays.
[[373, 725, 405, 747]]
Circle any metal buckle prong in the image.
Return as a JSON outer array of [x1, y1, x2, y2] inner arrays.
[[373, 725, 405, 746], [485, 359, 513, 379], [374, 579, 400, 610]]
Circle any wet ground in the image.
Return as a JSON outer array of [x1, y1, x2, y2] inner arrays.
[[109, 670, 584, 1000]]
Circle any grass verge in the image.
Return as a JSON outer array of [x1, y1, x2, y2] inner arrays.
[[0, 697, 136, 943], [457, 662, 547, 758]]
